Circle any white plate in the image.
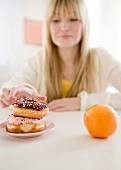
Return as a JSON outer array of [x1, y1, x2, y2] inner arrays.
[[0, 120, 55, 138]]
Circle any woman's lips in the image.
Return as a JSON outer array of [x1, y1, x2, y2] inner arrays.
[[59, 35, 72, 38]]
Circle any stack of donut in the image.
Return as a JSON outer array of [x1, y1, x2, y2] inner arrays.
[[6, 98, 49, 133]]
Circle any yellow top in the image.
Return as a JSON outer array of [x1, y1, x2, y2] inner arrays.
[[62, 79, 73, 97]]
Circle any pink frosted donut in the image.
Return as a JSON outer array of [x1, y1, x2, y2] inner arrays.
[[6, 114, 46, 133]]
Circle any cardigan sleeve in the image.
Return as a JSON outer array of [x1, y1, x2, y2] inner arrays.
[[77, 91, 111, 110], [99, 48, 121, 91], [77, 48, 121, 111], [78, 91, 121, 111], [0, 48, 44, 95]]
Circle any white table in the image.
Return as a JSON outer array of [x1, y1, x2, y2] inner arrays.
[[0, 107, 121, 170]]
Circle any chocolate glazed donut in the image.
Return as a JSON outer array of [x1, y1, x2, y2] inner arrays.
[[12, 98, 49, 119]]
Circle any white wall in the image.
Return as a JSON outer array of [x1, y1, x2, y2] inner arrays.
[[0, 0, 23, 86], [101, 0, 121, 61], [22, 0, 48, 20], [85, 0, 102, 47]]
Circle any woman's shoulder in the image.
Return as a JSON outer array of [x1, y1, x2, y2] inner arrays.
[[90, 47, 111, 56], [25, 47, 44, 66], [22, 47, 45, 72], [30, 47, 44, 61], [90, 47, 121, 68], [90, 47, 115, 61]]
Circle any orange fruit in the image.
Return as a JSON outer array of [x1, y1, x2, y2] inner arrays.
[[83, 104, 119, 138]]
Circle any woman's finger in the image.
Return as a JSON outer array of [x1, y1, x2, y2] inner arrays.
[[9, 87, 18, 100], [2, 88, 10, 100], [0, 94, 11, 106], [14, 89, 47, 101], [9, 88, 28, 100], [0, 99, 8, 108], [7, 86, 47, 102]]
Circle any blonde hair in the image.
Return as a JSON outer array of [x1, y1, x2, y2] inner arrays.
[[43, 0, 99, 102]]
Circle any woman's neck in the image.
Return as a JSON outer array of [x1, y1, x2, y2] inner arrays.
[[58, 45, 80, 80], [58, 45, 79, 67]]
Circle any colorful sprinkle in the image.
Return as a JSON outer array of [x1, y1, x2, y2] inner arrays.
[[13, 98, 48, 111]]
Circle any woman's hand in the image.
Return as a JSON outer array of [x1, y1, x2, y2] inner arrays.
[[48, 97, 80, 111], [0, 86, 47, 108]]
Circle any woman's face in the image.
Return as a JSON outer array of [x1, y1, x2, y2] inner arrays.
[[49, 11, 82, 48]]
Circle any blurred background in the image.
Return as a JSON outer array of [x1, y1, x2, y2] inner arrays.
[[0, 0, 121, 88]]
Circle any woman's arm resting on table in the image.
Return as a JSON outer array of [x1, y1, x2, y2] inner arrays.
[[48, 97, 80, 111]]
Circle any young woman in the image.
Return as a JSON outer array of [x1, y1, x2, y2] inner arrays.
[[0, 0, 121, 111]]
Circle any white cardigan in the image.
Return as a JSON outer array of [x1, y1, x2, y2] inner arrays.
[[1, 47, 121, 110]]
